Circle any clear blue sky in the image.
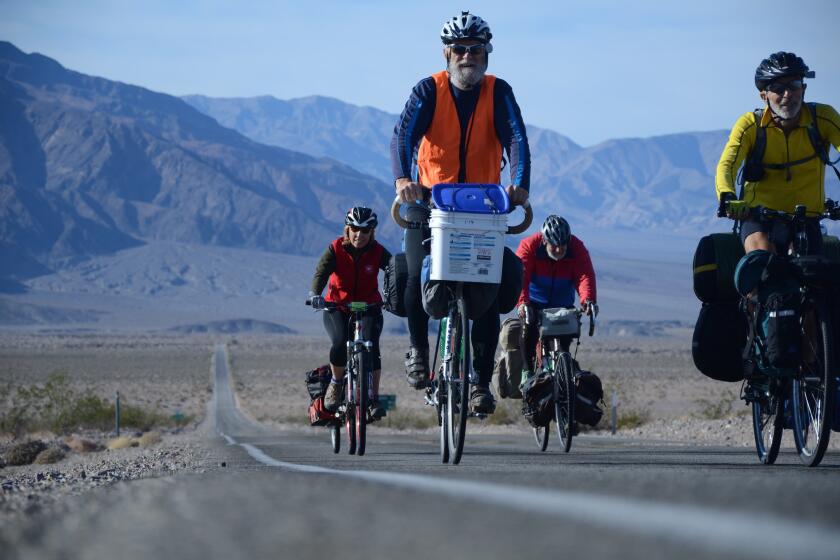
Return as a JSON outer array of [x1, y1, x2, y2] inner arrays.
[[1, 0, 836, 146]]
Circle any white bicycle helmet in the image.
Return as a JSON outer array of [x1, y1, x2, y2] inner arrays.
[[440, 11, 493, 53], [345, 206, 378, 229]]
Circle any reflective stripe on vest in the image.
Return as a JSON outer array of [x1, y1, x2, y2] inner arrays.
[[416, 71, 503, 186]]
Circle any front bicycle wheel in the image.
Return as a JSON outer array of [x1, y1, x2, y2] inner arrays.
[[447, 295, 470, 465], [751, 379, 783, 465], [331, 423, 340, 454], [791, 299, 836, 467], [356, 351, 369, 457], [533, 425, 549, 451], [345, 378, 357, 455], [554, 352, 575, 452]]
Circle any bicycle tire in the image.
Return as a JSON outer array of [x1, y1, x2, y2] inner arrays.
[[554, 351, 575, 452], [440, 387, 450, 463], [750, 380, 783, 464], [447, 295, 470, 465], [791, 298, 836, 467], [356, 351, 368, 456], [533, 425, 549, 452], [331, 423, 340, 454], [345, 376, 357, 455]]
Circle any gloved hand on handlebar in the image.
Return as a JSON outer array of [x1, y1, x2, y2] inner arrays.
[[725, 199, 750, 220], [506, 185, 529, 206], [308, 292, 326, 310], [582, 300, 599, 318]]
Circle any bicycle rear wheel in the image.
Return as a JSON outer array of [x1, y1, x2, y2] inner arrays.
[[554, 352, 575, 452], [345, 378, 357, 455], [356, 351, 369, 456], [533, 425, 549, 451], [447, 295, 470, 465], [751, 379, 783, 464], [791, 299, 836, 467]]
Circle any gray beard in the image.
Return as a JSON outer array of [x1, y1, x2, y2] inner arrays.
[[768, 97, 802, 121], [448, 58, 487, 90]]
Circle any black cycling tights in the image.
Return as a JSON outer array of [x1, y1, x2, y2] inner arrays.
[[322, 308, 383, 371], [403, 203, 499, 386]]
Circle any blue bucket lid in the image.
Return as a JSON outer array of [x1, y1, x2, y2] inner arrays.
[[431, 183, 510, 214]]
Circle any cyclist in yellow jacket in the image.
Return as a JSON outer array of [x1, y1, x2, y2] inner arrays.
[[716, 51, 840, 255]]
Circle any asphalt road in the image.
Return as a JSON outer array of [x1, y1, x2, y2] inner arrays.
[[7, 344, 840, 560]]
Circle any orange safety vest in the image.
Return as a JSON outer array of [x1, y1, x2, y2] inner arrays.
[[417, 71, 503, 186]]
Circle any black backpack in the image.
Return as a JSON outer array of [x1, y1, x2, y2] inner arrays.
[[384, 253, 408, 317], [741, 102, 840, 185]]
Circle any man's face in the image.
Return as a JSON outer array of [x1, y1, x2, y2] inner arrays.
[[445, 39, 488, 89], [761, 75, 806, 121], [545, 242, 567, 260]]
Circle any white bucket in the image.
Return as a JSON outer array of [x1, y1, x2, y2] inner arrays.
[[429, 209, 507, 284]]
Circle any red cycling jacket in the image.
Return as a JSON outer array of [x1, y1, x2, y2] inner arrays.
[[416, 70, 503, 186], [516, 232, 596, 308], [325, 238, 385, 305]]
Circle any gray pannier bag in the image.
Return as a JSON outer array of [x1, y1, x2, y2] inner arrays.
[[539, 307, 581, 338], [493, 317, 524, 399]]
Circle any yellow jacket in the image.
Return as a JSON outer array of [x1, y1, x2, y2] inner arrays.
[[715, 102, 840, 214]]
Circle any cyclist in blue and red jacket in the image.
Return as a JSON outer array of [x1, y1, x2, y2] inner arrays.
[[308, 207, 392, 419], [516, 215, 598, 375]]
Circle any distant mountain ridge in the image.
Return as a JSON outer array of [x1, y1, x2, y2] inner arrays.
[[183, 94, 755, 233], [0, 41, 394, 282]]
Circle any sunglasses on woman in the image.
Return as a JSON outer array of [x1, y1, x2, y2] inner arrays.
[[350, 226, 372, 234]]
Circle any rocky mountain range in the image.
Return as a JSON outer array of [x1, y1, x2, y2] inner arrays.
[[0, 41, 396, 285]]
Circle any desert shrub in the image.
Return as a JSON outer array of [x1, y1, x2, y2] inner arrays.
[[0, 373, 189, 436], [616, 409, 650, 430]]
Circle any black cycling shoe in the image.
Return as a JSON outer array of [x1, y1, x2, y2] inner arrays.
[[405, 347, 430, 389], [470, 385, 496, 414]]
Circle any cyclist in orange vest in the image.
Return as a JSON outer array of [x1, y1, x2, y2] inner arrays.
[[391, 11, 531, 414], [309, 207, 392, 419]]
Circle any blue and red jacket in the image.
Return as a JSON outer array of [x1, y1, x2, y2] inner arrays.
[[516, 233, 596, 309]]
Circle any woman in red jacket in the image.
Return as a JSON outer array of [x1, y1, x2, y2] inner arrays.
[[516, 215, 598, 374], [308, 207, 392, 418]]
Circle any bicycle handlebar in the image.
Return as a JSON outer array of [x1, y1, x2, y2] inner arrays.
[[722, 199, 840, 222], [305, 299, 384, 313], [390, 196, 534, 234]]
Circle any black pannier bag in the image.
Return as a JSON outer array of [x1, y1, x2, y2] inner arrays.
[[693, 233, 744, 303], [692, 302, 748, 382], [521, 372, 554, 427], [575, 370, 604, 426], [305, 365, 332, 400], [384, 253, 408, 317], [761, 288, 801, 369]]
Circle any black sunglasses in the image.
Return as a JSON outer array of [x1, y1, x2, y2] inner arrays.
[[349, 225, 372, 234], [766, 80, 804, 94], [448, 44, 486, 56]]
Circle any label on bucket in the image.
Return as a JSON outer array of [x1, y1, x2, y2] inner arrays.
[[432, 229, 503, 283]]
